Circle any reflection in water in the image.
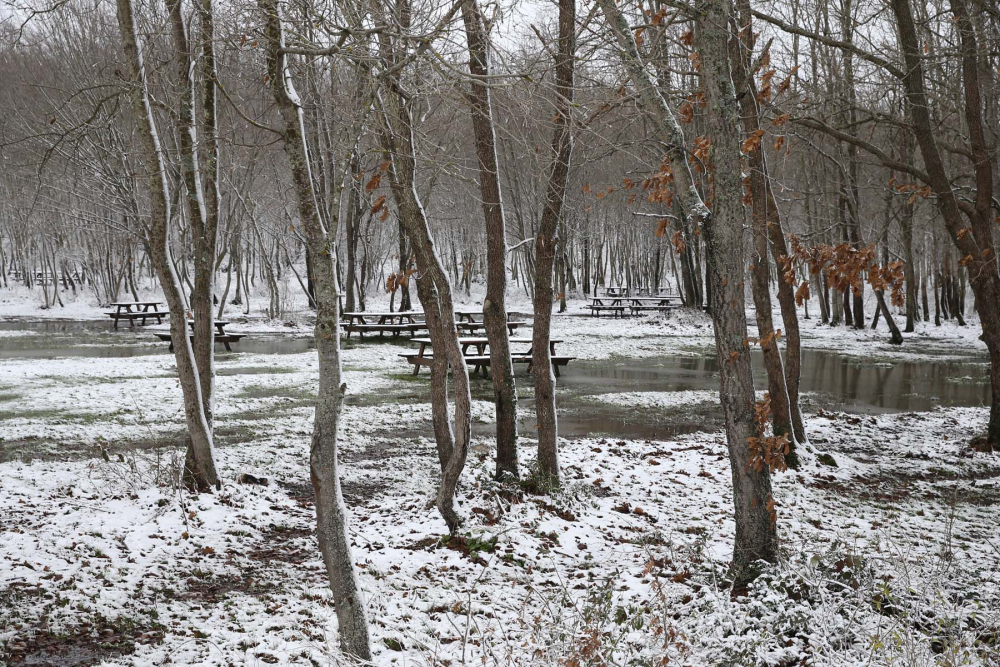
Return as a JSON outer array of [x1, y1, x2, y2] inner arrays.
[[561, 350, 990, 413], [1, 319, 990, 439], [0, 320, 315, 358]]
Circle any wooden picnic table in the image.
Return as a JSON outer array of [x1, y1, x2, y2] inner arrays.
[[340, 311, 426, 338], [587, 294, 681, 317], [587, 296, 628, 318], [155, 319, 245, 352], [455, 320, 525, 334], [454, 309, 518, 324], [341, 310, 524, 338], [402, 336, 571, 377], [342, 311, 423, 325], [106, 301, 167, 329]]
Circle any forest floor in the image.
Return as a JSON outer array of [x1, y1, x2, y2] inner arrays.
[[1, 284, 998, 666]]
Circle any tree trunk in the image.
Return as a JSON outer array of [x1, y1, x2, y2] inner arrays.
[[532, 0, 575, 484], [115, 0, 219, 492], [375, 1, 473, 530], [892, 0, 1000, 448], [599, 0, 778, 581], [733, 0, 798, 451], [259, 0, 372, 658], [460, 0, 519, 481]]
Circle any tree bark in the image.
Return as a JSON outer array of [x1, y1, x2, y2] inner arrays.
[[460, 0, 519, 481], [892, 0, 1000, 448], [259, 0, 372, 658], [374, 0, 474, 530], [733, 0, 798, 452], [693, 0, 779, 578], [531, 0, 576, 485], [599, 0, 778, 579], [115, 0, 219, 492]]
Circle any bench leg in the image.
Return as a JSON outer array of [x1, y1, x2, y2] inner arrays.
[[554, 363, 561, 378], [223, 340, 232, 352], [412, 363, 420, 376]]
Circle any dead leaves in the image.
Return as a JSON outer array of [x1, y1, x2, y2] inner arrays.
[[786, 237, 907, 307], [746, 393, 790, 476]]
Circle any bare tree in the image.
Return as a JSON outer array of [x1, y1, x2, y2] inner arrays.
[[114, 0, 219, 491], [258, 0, 371, 657], [460, 0, 519, 481]]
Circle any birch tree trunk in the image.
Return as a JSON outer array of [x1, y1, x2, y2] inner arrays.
[[259, 0, 371, 657]]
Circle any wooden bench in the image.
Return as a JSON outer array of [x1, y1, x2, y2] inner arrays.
[[455, 321, 525, 334], [587, 304, 627, 318], [341, 322, 428, 338], [629, 304, 681, 315], [155, 333, 246, 352], [106, 301, 167, 329], [156, 319, 242, 351], [401, 336, 572, 377], [399, 353, 575, 377], [106, 311, 168, 326]]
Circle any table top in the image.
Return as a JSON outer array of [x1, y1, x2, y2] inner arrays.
[[342, 311, 422, 318], [411, 337, 560, 345], [109, 301, 163, 306], [186, 319, 230, 325]]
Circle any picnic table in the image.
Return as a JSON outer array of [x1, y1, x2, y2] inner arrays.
[[340, 311, 427, 338], [601, 287, 630, 297], [587, 294, 681, 317], [401, 336, 573, 377], [455, 320, 525, 334], [155, 320, 246, 352], [454, 309, 518, 324], [624, 295, 681, 315], [106, 301, 167, 329], [341, 310, 525, 338], [587, 296, 628, 318]]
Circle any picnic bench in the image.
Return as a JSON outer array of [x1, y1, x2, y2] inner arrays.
[[400, 336, 573, 377], [341, 310, 525, 338], [587, 296, 628, 318], [587, 294, 682, 317], [625, 296, 682, 316], [340, 311, 427, 338], [155, 320, 245, 352], [106, 301, 167, 329], [455, 320, 525, 334], [454, 309, 518, 323]]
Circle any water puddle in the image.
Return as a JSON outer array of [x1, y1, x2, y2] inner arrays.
[[0, 320, 314, 358], [1, 320, 990, 441], [483, 350, 989, 439]]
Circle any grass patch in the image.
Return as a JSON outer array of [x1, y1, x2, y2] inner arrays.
[[0, 407, 68, 421], [217, 365, 299, 376], [234, 384, 315, 401]]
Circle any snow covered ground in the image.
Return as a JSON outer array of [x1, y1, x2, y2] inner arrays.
[[1, 283, 998, 666]]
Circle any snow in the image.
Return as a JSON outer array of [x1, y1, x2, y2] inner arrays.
[[1, 283, 998, 666]]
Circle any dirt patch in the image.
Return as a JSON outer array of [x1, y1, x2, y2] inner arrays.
[[247, 525, 315, 565], [4, 618, 164, 667], [173, 571, 271, 604]]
